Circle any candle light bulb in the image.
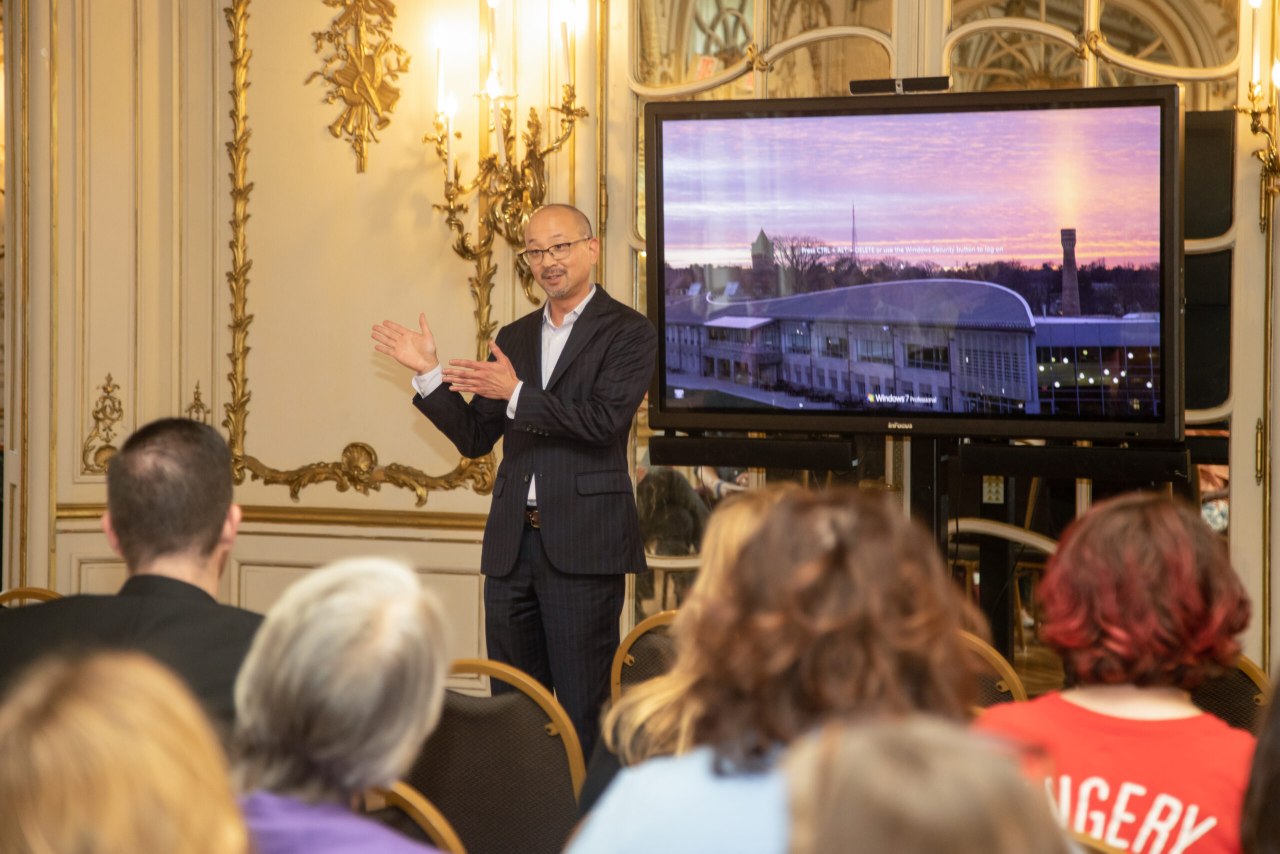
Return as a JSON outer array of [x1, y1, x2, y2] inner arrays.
[[1272, 59, 1280, 89], [485, 69, 503, 101], [1251, 0, 1262, 9], [442, 91, 458, 180], [485, 71, 506, 163], [1253, 4, 1263, 87]]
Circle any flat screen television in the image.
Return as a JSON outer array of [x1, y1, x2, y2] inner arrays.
[[645, 84, 1184, 443]]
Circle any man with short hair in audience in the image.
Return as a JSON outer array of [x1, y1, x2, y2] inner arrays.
[[0, 417, 261, 731]]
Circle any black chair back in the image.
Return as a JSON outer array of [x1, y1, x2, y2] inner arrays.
[[403, 660, 583, 854]]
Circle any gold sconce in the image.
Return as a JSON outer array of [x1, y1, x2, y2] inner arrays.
[[424, 0, 587, 359], [1240, 0, 1280, 233]]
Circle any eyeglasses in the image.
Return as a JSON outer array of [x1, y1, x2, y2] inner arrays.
[[518, 237, 592, 265]]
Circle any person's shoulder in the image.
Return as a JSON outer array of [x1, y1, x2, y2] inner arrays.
[[0, 593, 117, 627], [1184, 708, 1258, 749], [242, 792, 439, 854], [211, 601, 265, 634], [971, 693, 1064, 738]]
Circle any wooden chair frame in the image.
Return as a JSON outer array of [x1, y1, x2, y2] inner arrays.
[[368, 781, 467, 854], [960, 629, 1029, 703], [609, 609, 678, 704], [0, 586, 62, 606], [450, 658, 587, 799], [1236, 653, 1272, 705]]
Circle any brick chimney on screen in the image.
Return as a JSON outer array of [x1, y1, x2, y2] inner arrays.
[[1060, 228, 1081, 317]]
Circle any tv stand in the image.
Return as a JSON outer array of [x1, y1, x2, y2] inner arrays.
[[648, 433, 860, 470], [936, 439, 1192, 659]]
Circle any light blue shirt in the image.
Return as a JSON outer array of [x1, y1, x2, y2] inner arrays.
[[567, 746, 788, 854]]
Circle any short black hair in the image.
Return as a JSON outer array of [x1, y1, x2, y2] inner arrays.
[[105, 419, 233, 569]]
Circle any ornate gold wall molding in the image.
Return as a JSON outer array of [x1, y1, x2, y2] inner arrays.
[[306, 0, 409, 172], [186, 382, 212, 424], [224, 0, 494, 507], [80, 373, 122, 475]]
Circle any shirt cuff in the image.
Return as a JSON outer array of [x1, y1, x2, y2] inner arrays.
[[411, 366, 443, 398], [506, 381, 524, 419]]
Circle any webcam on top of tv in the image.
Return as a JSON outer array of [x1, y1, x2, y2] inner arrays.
[[848, 76, 951, 96]]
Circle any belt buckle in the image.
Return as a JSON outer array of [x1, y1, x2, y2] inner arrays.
[[525, 507, 541, 529]]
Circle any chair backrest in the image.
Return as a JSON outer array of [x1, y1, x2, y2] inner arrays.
[[402, 658, 585, 854], [960, 629, 1028, 709], [365, 781, 467, 854], [1191, 654, 1271, 734], [1071, 829, 1126, 853], [0, 586, 62, 607], [610, 609, 678, 703]]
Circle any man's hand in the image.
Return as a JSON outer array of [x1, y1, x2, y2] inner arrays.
[[372, 313, 439, 374], [442, 341, 520, 401]]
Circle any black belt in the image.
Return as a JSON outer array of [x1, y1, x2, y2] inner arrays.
[[524, 507, 541, 528]]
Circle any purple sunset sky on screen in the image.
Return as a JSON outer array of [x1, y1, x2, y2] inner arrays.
[[660, 105, 1162, 268]]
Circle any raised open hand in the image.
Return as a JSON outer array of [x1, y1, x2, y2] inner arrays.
[[372, 313, 439, 375], [441, 340, 521, 401]]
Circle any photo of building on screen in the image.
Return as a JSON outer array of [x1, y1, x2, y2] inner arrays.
[[662, 225, 1161, 418]]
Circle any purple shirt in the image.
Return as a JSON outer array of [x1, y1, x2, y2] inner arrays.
[[241, 790, 441, 854]]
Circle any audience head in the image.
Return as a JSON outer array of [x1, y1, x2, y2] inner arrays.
[[104, 417, 238, 572], [679, 487, 982, 768], [234, 557, 450, 802], [786, 717, 1070, 854], [606, 486, 789, 761], [1039, 491, 1249, 690], [682, 486, 794, 608], [0, 651, 248, 854], [1244, 685, 1280, 854]]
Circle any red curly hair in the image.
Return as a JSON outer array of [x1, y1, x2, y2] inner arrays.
[[1039, 491, 1249, 690]]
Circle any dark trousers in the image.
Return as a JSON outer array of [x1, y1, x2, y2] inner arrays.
[[483, 525, 625, 758]]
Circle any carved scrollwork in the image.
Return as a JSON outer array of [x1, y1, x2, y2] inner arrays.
[[306, 0, 409, 172], [224, 0, 495, 504], [240, 444, 496, 506], [81, 373, 123, 475]]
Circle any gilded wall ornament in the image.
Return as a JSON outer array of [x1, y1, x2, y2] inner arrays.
[[80, 373, 123, 474], [225, 0, 493, 505], [425, 84, 588, 354], [186, 382, 212, 424], [306, 0, 409, 172]]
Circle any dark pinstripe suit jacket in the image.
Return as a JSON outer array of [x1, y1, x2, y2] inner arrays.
[[414, 287, 657, 578]]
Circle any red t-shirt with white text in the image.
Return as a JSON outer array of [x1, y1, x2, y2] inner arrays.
[[975, 692, 1255, 854]]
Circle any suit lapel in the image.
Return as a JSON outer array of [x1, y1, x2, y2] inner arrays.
[[546, 287, 613, 390], [512, 307, 544, 389]]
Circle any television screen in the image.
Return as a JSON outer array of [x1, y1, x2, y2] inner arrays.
[[645, 85, 1183, 442]]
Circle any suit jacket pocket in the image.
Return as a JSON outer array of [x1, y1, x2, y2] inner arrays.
[[576, 470, 634, 495]]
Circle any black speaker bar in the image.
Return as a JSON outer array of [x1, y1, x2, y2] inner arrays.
[[955, 443, 1192, 484], [648, 435, 858, 470], [849, 76, 951, 96]]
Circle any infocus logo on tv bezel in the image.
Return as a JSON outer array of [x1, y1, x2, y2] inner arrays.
[[887, 422, 914, 431]]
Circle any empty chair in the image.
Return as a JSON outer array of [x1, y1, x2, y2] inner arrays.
[[404, 659, 584, 854], [610, 610, 677, 703]]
